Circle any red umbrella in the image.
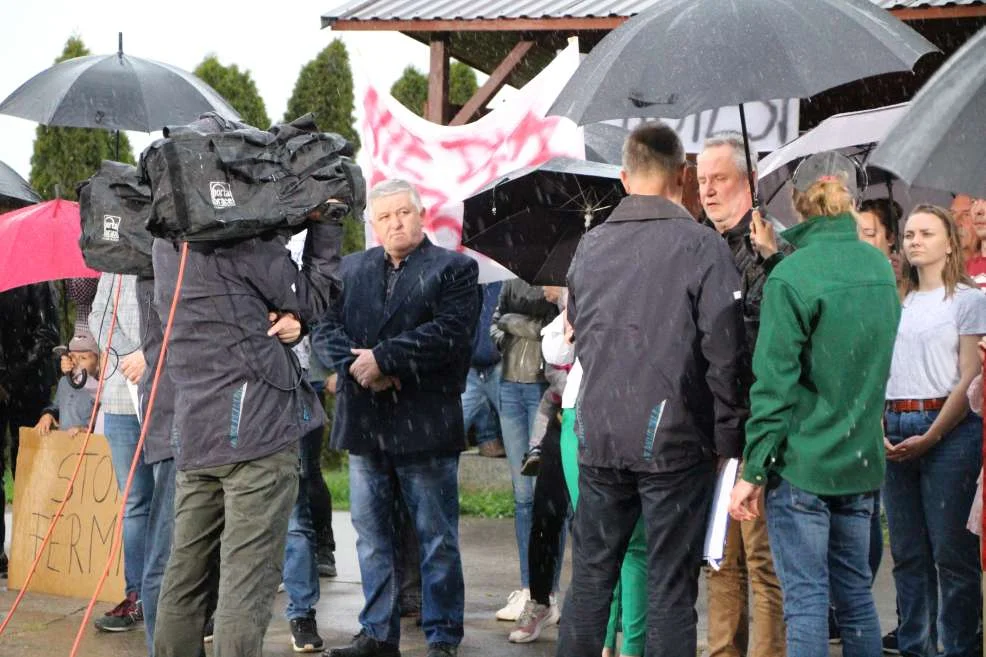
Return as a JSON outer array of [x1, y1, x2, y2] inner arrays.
[[0, 199, 100, 292]]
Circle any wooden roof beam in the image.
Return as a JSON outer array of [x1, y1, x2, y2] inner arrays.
[[890, 5, 986, 20], [427, 35, 450, 124], [449, 40, 534, 126]]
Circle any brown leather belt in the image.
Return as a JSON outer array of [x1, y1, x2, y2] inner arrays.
[[886, 397, 948, 413]]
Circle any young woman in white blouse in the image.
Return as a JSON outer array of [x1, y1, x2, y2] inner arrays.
[[883, 204, 986, 657]]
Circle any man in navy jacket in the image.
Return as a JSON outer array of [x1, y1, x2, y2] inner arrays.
[[313, 179, 479, 657]]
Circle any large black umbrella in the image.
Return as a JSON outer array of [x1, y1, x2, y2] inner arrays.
[[549, 0, 936, 203], [0, 160, 40, 206], [462, 157, 625, 285], [584, 123, 629, 165], [0, 33, 239, 134], [869, 27, 986, 199]]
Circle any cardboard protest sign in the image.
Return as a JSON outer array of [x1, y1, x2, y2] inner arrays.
[[8, 428, 125, 602]]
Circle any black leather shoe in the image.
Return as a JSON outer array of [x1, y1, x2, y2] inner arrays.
[[426, 643, 457, 657], [324, 630, 400, 657], [317, 547, 337, 578]]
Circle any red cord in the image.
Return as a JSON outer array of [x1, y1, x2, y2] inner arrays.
[[0, 274, 124, 639], [68, 243, 189, 657]]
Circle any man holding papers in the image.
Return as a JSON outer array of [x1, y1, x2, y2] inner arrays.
[[697, 133, 788, 657]]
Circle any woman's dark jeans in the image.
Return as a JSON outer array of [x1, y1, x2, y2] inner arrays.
[[884, 409, 982, 657]]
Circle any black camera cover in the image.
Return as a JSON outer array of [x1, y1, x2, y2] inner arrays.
[[78, 160, 154, 277], [141, 112, 365, 242]]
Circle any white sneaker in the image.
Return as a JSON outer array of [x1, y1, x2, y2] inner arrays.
[[547, 594, 561, 625], [496, 588, 530, 621], [508, 600, 552, 643]]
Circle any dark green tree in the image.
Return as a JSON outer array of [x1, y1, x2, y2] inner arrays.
[[390, 62, 479, 118], [283, 40, 363, 255], [340, 217, 366, 255], [450, 62, 479, 107], [283, 39, 359, 150], [194, 55, 270, 129], [390, 66, 428, 117], [29, 36, 135, 201]]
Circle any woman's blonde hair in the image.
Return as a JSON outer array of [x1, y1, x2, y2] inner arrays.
[[901, 204, 975, 298], [793, 179, 855, 219]]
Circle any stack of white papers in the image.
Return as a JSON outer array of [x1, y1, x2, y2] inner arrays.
[[704, 458, 740, 570]]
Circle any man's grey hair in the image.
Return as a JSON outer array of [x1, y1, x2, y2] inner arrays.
[[703, 131, 757, 177], [366, 179, 423, 219]]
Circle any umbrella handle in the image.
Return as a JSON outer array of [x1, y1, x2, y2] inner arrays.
[[738, 104, 763, 212]]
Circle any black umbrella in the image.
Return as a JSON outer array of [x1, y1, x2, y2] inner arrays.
[[548, 0, 937, 204], [584, 123, 629, 165], [0, 159, 40, 206], [462, 157, 625, 285], [0, 33, 239, 137], [869, 27, 986, 199]]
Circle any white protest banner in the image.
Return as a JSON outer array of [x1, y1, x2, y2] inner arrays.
[[356, 44, 585, 283], [612, 99, 800, 154]]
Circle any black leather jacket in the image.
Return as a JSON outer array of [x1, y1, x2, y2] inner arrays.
[[490, 279, 558, 384]]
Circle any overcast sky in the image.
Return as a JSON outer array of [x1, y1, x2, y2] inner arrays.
[[0, 0, 439, 183]]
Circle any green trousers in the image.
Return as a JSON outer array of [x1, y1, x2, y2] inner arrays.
[[560, 409, 647, 656]]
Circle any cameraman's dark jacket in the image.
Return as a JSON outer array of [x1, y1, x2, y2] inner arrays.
[[152, 220, 342, 471], [136, 277, 175, 465]]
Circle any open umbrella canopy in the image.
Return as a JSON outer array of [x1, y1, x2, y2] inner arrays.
[[549, 0, 937, 125], [462, 156, 625, 285], [584, 123, 629, 166], [755, 102, 950, 225], [758, 103, 908, 190], [0, 35, 239, 132], [0, 200, 99, 292], [757, 104, 903, 215], [0, 159, 40, 206], [869, 27, 986, 199]]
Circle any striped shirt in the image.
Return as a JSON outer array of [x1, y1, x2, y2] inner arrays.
[[88, 273, 142, 416]]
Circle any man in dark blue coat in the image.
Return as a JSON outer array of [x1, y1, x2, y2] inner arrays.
[[313, 179, 480, 657]]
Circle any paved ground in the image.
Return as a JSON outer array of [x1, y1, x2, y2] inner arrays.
[[1, 507, 900, 657]]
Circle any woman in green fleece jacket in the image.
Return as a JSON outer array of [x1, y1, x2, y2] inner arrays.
[[728, 152, 901, 657]]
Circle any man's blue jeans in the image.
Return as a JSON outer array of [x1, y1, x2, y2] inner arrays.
[[104, 412, 155, 597], [283, 450, 319, 621], [462, 365, 500, 446], [349, 451, 464, 647], [885, 409, 982, 657], [766, 478, 881, 657], [142, 458, 176, 657], [499, 380, 547, 588]]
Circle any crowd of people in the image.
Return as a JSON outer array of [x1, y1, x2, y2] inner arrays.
[[0, 118, 984, 657]]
